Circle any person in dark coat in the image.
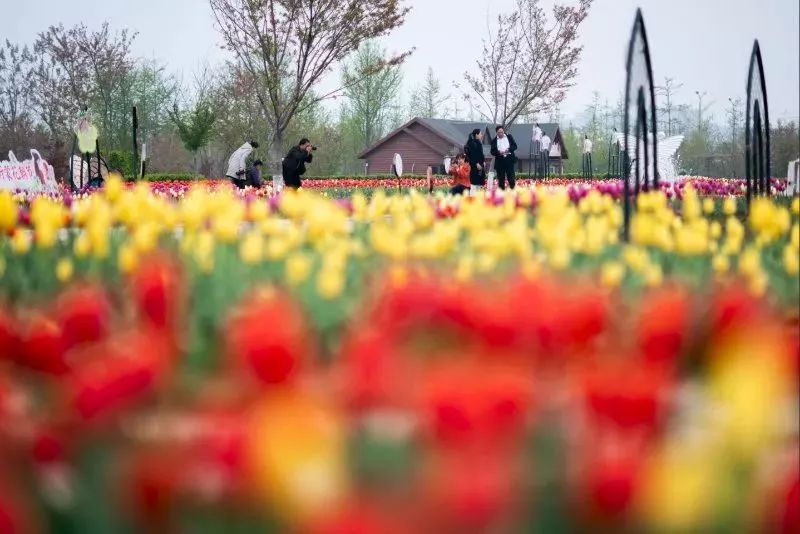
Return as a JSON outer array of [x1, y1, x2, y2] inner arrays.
[[490, 125, 518, 190], [464, 129, 486, 189], [282, 138, 314, 189]]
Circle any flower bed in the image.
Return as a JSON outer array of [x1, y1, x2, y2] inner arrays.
[[0, 177, 798, 532]]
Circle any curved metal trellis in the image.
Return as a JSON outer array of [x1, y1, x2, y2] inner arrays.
[[622, 9, 659, 241], [745, 40, 771, 205]]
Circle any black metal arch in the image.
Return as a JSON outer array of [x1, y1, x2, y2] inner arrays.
[[622, 9, 658, 241], [745, 40, 771, 205]]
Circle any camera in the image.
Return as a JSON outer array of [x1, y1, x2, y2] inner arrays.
[[311, 146, 318, 151]]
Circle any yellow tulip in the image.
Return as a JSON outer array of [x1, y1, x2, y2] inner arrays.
[[11, 230, 31, 254], [118, 243, 139, 274], [712, 254, 730, 275], [248, 389, 348, 526], [601, 261, 625, 288], [240, 231, 264, 265], [35, 224, 58, 249], [455, 253, 474, 282], [747, 270, 768, 297], [317, 268, 345, 300], [638, 444, 717, 532], [74, 233, 91, 258], [55, 258, 74, 282], [623, 246, 649, 273], [0, 191, 18, 232], [643, 262, 663, 287], [722, 196, 737, 216], [783, 245, 799, 275], [738, 247, 761, 277], [266, 237, 290, 261], [285, 253, 313, 286], [104, 173, 123, 202], [709, 327, 793, 458]]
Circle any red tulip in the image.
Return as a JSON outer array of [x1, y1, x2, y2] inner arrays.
[[130, 254, 180, 331], [339, 328, 405, 411], [636, 288, 691, 368], [581, 363, 669, 433], [124, 449, 182, 526], [777, 471, 799, 534], [562, 286, 609, 350], [17, 313, 68, 375], [66, 334, 163, 423], [711, 286, 761, 336], [421, 362, 533, 447], [30, 426, 67, 465], [424, 451, 517, 530], [57, 284, 111, 350], [226, 290, 314, 386], [583, 455, 641, 521], [0, 307, 18, 361], [0, 481, 38, 534], [307, 501, 398, 534]]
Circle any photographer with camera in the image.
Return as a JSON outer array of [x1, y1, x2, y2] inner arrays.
[[282, 138, 315, 190], [225, 140, 259, 187]]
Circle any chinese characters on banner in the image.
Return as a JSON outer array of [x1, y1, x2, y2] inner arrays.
[[0, 150, 60, 194]]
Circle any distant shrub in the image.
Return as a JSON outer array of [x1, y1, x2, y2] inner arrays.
[[143, 173, 203, 182], [106, 151, 135, 176]]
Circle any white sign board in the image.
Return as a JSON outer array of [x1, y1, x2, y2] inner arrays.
[[0, 150, 60, 194], [392, 153, 403, 177]]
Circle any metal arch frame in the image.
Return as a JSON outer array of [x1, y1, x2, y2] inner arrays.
[[622, 9, 659, 241], [745, 40, 771, 206]]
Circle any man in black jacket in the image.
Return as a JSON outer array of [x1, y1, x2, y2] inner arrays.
[[465, 129, 486, 190], [282, 138, 314, 189], [490, 126, 518, 190]]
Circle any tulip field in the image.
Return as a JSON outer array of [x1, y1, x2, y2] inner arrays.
[[0, 174, 798, 533]]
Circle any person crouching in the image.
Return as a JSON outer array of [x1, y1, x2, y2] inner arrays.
[[226, 140, 259, 187], [244, 160, 265, 189], [449, 154, 471, 195]]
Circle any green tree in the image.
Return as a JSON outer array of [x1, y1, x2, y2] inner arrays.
[[101, 60, 178, 150], [341, 41, 403, 150], [169, 101, 217, 174]]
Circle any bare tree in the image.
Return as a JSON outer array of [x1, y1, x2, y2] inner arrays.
[[656, 77, 684, 136], [408, 67, 450, 119], [725, 97, 743, 145], [459, 0, 592, 126], [209, 0, 411, 163], [31, 23, 136, 145], [0, 40, 35, 153], [582, 90, 602, 139]]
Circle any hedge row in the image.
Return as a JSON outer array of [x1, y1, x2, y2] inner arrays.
[[131, 173, 615, 183]]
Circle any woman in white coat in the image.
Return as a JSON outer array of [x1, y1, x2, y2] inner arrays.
[[225, 141, 259, 186]]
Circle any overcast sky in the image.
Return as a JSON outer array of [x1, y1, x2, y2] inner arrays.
[[2, 0, 798, 125]]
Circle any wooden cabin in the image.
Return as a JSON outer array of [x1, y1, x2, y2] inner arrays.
[[358, 118, 568, 174]]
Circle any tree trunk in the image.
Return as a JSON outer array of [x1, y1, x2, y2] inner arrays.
[[269, 132, 284, 175]]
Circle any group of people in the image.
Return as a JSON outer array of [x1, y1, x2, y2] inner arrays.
[[225, 138, 315, 190], [448, 124, 553, 196], [532, 123, 552, 178]]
